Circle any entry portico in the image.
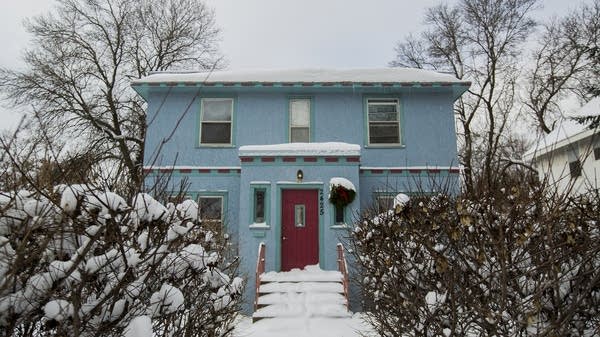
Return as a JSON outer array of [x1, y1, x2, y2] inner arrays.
[[238, 142, 360, 276]]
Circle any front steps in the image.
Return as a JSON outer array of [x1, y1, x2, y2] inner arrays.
[[253, 265, 350, 322]]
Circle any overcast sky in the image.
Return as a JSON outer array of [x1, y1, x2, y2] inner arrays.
[[0, 0, 586, 131]]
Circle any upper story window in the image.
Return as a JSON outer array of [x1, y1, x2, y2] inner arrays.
[[200, 98, 233, 145], [594, 147, 600, 160], [289, 98, 311, 143], [367, 99, 401, 145]]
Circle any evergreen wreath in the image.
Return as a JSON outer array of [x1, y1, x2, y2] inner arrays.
[[329, 184, 356, 208]]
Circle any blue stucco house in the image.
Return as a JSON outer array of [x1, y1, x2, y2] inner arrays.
[[132, 68, 469, 312]]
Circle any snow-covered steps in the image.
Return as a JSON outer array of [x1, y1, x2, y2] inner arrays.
[[253, 264, 349, 322], [260, 265, 343, 283], [257, 292, 347, 306], [259, 281, 344, 294]]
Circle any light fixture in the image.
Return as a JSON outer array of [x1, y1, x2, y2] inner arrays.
[[296, 169, 304, 183]]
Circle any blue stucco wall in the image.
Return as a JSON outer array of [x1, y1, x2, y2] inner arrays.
[[143, 87, 458, 168], [142, 85, 459, 312]]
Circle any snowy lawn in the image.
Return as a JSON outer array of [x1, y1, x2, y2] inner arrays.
[[233, 313, 375, 337]]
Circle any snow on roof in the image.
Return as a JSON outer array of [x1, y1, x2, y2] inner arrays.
[[239, 142, 360, 157], [524, 97, 600, 160], [569, 96, 600, 118], [133, 67, 467, 85]]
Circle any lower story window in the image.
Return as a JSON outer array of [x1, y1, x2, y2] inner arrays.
[[199, 195, 223, 228], [254, 189, 266, 223], [375, 194, 395, 212]]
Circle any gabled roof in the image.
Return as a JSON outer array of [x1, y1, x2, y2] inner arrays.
[[523, 97, 600, 160], [131, 68, 471, 100]]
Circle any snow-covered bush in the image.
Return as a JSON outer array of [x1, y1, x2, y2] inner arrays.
[[0, 186, 242, 336], [351, 186, 599, 336]]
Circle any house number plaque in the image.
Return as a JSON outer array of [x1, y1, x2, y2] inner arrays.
[[319, 189, 324, 215]]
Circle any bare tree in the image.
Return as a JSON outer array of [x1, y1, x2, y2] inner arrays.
[[525, 0, 600, 134], [390, 0, 538, 194], [351, 183, 600, 337], [0, 0, 223, 195]]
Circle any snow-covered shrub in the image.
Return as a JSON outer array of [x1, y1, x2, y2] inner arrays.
[[0, 186, 242, 337], [351, 186, 599, 337]]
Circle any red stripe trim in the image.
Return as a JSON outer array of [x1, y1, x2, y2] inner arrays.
[[143, 168, 152, 174], [283, 157, 296, 162], [198, 169, 211, 173], [449, 168, 460, 173], [390, 169, 403, 174], [159, 168, 172, 173], [240, 157, 253, 162], [303, 157, 317, 162], [409, 169, 422, 174], [428, 169, 440, 174], [325, 157, 339, 162], [370, 169, 383, 174], [217, 169, 230, 173], [261, 157, 275, 162], [179, 168, 192, 173], [346, 157, 360, 162]]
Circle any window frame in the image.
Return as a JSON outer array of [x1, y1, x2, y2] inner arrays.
[[288, 97, 312, 143], [199, 97, 235, 147], [250, 184, 270, 226], [365, 97, 403, 147]]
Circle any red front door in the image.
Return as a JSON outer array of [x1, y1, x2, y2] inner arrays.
[[281, 189, 319, 271]]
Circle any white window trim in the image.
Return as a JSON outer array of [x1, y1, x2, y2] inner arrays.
[[200, 98, 234, 146], [366, 98, 402, 146], [289, 98, 311, 143]]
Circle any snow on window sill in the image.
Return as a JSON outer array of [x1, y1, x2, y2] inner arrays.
[[330, 223, 349, 229], [249, 222, 270, 229]]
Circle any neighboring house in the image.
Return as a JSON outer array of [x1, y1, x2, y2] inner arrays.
[[523, 97, 600, 195], [132, 68, 469, 311]]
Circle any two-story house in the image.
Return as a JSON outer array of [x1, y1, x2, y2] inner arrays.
[[132, 68, 469, 311]]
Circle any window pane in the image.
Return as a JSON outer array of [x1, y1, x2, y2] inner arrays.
[[199, 197, 222, 220], [369, 123, 400, 144], [569, 160, 582, 178], [201, 123, 231, 144], [335, 205, 344, 223], [376, 196, 394, 212], [369, 110, 398, 122], [203, 99, 232, 121], [368, 102, 398, 122], [254, 190, 265, 223], [290, 99, 310, 127], [295, 204, 305, 227], [595, 147, 600, 160], [290, 127, 309, 143]]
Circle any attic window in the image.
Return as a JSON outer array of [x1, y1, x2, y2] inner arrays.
[[569, 160, 582, 179], [367, 99, 401, 145]]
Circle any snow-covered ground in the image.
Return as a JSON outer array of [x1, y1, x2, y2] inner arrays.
[[233, 313, 375, 337]]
